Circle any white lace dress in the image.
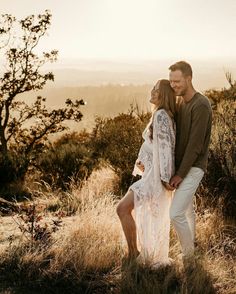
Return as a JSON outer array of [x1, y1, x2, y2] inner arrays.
[[130, 109, 175, 267]]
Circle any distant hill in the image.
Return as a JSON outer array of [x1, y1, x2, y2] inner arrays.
[[13, 57, 236, 132], [18, 84, 152, 131], [41, 57, 236, 90]]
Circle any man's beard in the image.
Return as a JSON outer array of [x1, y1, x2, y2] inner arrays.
[[175, 88, 186, 96]]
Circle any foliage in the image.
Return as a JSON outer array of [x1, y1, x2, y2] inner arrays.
[[91, 105, 150, 191], [0, 11, 85, 185], [204, 78, 236, 216], [13, 203, 63, 249], [0, 150, 31, 201], [0, 150, 28, 184], [37, 131, 100, 190], [0, 168, 235, 293]]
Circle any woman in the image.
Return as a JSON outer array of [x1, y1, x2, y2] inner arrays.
[[116, 79, 176, 268]]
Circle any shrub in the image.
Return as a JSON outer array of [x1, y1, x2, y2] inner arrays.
[[204, 83, 236, 216], [0, 151, 28, 184], [37, 131, 100, 190], [91, 107, 150, 192], [0, 150, 31, 201]]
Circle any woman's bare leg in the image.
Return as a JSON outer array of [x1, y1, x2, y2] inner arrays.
[[116, 189, 139, 258]]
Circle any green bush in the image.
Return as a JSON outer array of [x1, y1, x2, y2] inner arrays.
[[204, 84, 236, 216], [0, 150, 30, 200], [37, 131, 100, 190], [0, 152, 28, 185], [91, 108, 150, 192]]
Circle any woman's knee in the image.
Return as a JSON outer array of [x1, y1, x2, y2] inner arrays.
[[116, 202, 124, 217], [116, 202, 128, 217], [116, 201, 131, 218], [116, 191, 134, 218]]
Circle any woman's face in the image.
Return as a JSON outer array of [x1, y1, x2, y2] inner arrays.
[[149, 81, 160, 105]]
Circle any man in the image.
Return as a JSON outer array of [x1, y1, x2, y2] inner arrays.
[[168, 61, 212, 262]]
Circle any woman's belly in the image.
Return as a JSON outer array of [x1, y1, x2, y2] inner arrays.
[[138, 142, 153, 173]]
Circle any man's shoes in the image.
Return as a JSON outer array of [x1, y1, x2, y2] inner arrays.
[[182, 253, 198, 271]]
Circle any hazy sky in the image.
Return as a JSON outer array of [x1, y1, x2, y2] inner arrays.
[[1, 0, 236, 61]]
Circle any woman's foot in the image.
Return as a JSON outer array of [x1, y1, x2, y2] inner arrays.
[[135, 253, 144, 265], [128, 250, 140, 260], [121, 250, 140, 267]]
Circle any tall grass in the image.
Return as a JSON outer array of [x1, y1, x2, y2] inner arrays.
[[0, 167, 235, 293]]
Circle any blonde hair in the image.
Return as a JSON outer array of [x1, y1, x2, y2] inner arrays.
[[149, 79, 176, 140]]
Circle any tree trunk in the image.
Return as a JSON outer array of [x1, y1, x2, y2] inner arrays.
[[0, 125, 8, 156]]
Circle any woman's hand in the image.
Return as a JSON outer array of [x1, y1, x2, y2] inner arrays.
[[136, 160, 145, 172]]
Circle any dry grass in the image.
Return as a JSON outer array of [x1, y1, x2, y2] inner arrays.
[[0, 167, 235, 293]]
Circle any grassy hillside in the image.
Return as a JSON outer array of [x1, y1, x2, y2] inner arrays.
[[0, 167, 235, 293], [0, 78, 235, 293]]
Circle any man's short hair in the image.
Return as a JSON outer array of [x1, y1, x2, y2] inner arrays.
[[169, 61, 192, 77]]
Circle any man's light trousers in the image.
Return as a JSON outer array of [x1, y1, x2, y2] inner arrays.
[[170, 167, 204, 257]]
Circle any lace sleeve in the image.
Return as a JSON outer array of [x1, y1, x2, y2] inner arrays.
[[153, 109, 175, 183]]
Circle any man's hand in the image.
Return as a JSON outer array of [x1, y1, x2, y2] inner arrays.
[[162, 181, 175, 191], [170, 175, 183, 189], [136, 160, 145, 172]]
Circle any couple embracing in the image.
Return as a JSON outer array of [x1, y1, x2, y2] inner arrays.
[[117, 61, 212, 268]]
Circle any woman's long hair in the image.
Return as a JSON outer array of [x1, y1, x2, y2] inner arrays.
[[149, 79, 177, 140]]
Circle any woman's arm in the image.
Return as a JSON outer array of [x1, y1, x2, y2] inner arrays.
[[153, 109, 175, 189], [136, 160, 145, 172]]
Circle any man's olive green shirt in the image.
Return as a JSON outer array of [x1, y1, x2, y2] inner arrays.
[[175, 92, 212, 179]]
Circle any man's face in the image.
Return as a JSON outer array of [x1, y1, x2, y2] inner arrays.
[[169, 70, 190, 96]]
